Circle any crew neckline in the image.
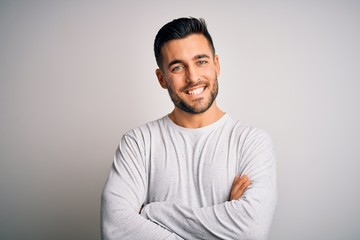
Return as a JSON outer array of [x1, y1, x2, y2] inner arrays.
[[164, 113, 229, 134]]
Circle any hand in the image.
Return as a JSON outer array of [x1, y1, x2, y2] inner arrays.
[[229, 175, 251, 201]]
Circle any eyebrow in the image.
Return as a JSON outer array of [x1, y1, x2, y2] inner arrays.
[[194, 54, 210, 60], [167, 54, 211, 69], [168, 59, 184, 69]]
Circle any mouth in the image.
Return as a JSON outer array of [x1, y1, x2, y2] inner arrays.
[[185, 86, 206, 96]]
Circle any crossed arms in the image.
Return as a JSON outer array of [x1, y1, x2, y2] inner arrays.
[[101, 130, 277, 240]]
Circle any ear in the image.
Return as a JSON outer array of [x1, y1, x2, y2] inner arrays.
[[156, 68, 168, 89], [214, 55, 220, 77]]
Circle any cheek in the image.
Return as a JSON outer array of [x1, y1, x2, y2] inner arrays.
[[201, 66, 216, 76], [162, 74, 174, 87], [164, 78, 178, 92], [168, 74, 185, 87]]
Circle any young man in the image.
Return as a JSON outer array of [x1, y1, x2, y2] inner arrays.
[[101, 17, 277, 240]]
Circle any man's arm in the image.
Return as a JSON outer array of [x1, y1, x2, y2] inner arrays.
[[101, 134, 183, 240], [141, 130, 277, 239]]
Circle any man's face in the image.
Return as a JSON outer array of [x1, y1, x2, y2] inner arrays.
[[156, 34, 220, 114]]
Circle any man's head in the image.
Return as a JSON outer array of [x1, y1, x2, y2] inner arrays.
[[154, 17, 220, 115], [154, 17, 216, 70]]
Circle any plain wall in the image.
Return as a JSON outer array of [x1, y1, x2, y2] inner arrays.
[[1, 1, 359, 239]]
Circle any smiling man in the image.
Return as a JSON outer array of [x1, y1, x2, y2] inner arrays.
[[101, 17, 277, 240], [156, 33, 222, 128]]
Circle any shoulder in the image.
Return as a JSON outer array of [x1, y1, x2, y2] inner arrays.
[[225, 115, 274, 149], [115, 117, 168, 157], [121, 116, 169, 142]]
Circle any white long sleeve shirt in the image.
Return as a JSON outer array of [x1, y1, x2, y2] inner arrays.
[[101, 114, 277, 239]]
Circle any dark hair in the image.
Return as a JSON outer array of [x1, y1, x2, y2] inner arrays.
[[154, 17, 216, 69]]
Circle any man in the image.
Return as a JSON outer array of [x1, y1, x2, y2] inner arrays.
[[101, 17, 277, 240]]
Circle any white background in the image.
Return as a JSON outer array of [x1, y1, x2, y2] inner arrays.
[[1, 1, 359, 239]]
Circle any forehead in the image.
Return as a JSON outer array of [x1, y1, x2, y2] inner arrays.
[[161, 34, 213, 62]]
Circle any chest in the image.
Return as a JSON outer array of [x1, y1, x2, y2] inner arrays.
[[145, 132, 240, 206]]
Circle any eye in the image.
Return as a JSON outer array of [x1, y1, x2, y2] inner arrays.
[[172, 65, 184, 73], [197, 60, 207, 65]]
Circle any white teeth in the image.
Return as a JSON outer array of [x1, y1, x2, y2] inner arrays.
[[188, 87, 204, 95]]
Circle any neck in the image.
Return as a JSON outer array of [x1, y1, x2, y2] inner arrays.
[[168, 103, 225, 128]]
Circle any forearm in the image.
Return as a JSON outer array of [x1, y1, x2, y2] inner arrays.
[[141, 187, 276, 240], [141, 140, 277, 240], [101, 136, 184, 240], [101, 188, 183, 240]]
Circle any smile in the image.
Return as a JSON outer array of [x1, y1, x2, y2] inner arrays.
[[186, 87, 205, 95]]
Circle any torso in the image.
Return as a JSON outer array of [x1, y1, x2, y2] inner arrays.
[[127, 114, 254, 207]]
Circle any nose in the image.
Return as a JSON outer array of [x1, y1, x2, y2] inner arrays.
[[185, 65, 200, 83]]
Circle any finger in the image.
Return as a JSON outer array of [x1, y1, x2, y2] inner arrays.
[[230, 175, 245, 195], [231, 175, 240, 188], [231, 180, 250, 200], [230, 179, 246, 199], [231, 179, 250, 200], [232, 175, 248, 193], [230, 175, 241, 200], [230, 175, 248, 195], [230, 176, 250, 200]]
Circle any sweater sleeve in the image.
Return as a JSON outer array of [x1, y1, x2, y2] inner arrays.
[[141, 130, 277, 240], [101, 134, 183, 240]]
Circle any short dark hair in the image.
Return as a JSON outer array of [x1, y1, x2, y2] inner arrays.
[[154, 17, 216, 69]]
